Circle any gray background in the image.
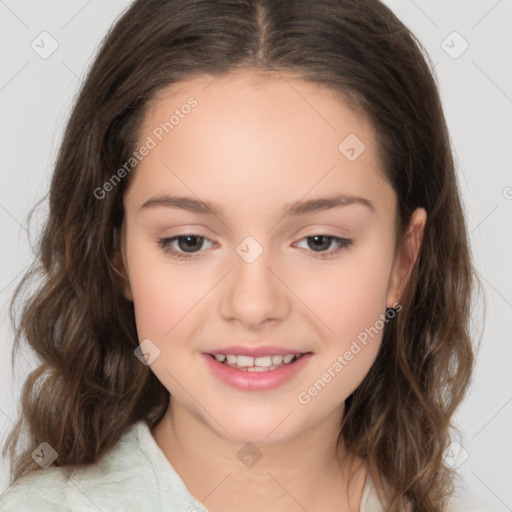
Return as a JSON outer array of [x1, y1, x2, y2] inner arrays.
[[1, 1, 511, 510]]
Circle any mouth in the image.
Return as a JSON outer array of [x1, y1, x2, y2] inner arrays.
[[202, 348, 313, 391], [207, 352, 307, 372]]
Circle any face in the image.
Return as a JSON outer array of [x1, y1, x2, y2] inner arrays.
[[117, 71, 424, 445]]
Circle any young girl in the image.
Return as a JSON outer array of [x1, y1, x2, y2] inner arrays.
[[0, 0, 476, 511]]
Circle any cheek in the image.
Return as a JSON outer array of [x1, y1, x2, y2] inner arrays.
[[310, 253, 392, 336], [343, 260, 390, 326], [297, 237, 395, 394], [125, 239, 205, 339], [296, 257, 392, 406]]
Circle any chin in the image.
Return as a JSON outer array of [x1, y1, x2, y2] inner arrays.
[[205, 405, 303, 446]]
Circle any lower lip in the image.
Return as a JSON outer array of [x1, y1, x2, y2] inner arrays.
[[201, 353, 313, 391]]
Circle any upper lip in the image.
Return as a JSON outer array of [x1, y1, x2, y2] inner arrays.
[[205, 345, 310, 357]]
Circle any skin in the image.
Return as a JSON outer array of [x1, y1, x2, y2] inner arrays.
[[114, 70, 426, 512]]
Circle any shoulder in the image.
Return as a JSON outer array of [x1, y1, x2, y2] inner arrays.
[[0, 466, 71, 511], [0, 421, 160, 512]]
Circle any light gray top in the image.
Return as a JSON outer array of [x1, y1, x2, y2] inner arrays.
[[0, 420, 387, 511]]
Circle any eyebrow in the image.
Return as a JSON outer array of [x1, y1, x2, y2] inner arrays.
[[140, 193, 375, 217]]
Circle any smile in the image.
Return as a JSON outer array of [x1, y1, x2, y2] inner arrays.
[[202, 351, 312, 391], [211, 353, 304, 371]]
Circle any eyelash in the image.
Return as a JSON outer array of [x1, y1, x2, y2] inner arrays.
[[157, 234, 353, 261]]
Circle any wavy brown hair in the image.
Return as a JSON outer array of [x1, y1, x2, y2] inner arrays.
[[4, 0, 477, 510]]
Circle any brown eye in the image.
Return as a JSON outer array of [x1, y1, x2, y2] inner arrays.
[[294, 235, 352, 259], [157, 234, 215, 260], [176, 235, 205, 253], [307, 235, 333, 252]]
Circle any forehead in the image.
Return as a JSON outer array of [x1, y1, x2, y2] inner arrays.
[[144, 69, 371, 141], [126, 70, 392, 215]]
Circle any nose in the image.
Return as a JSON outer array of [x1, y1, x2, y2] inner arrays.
[[218, 245, 291, 330]]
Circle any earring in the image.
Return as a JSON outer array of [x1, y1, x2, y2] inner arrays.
[[385, 301, 402, 316]]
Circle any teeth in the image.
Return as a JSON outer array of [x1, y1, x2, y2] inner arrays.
[[254, 356, 272, 367], [212, 353, 303, 371], [237, 355, 254, 367]]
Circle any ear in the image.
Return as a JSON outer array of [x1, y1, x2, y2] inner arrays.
[[386, 207, 427, 308], [111, 227, 133, 302]]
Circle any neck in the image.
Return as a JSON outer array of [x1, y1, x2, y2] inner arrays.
[[151, 398, 367, 512]]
